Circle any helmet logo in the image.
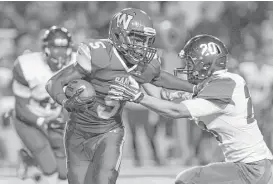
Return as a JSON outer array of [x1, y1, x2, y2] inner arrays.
[[54, 38, 68, 47], [116, 13, 134, 30], [200, 42, 219, 56]]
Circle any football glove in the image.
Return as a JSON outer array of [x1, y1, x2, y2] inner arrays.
[[108, 76, 144, 103], [62, 87, 95, 113]]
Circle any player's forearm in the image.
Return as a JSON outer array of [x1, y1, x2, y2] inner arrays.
[[152, 71, 194, 93], [46, 64, 83, 105], [139, 94, 191, 119]]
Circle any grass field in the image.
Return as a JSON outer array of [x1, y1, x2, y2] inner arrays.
[[0, 160, 186, 184]]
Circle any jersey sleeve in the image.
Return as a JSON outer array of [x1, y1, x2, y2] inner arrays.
[[182, 98, 223, 118], [74, 40, 111, 76], [196, 77, 236, 108], [12, 59, 31, 98], [74, 43, 92, 75]]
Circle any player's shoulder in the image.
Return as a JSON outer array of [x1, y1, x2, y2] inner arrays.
[[16, 52, 43, 66], [14, 52, 43, 74], [79, 38, 113, 69], [197, 71, 238, 100]]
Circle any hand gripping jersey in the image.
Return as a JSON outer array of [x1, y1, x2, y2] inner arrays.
[[73, 39, 161, 133], [13, 52, 76, 121], [182, 70, 273, 163]]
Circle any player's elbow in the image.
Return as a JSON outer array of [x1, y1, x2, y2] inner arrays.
[[160, 105, 190, 119]]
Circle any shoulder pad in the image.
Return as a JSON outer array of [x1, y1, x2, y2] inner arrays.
[[87, 39, 112, 69], [14, 52, 44, 85], [197, 77, 236, 107]]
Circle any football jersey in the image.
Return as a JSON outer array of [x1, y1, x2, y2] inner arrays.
[[13, 52, 75, 119], [73, 39, 161, 133], [182, 70, 273, 163], [239, 62, 273, 105]]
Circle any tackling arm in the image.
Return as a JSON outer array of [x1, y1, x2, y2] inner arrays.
[[151, 70, 195, 93], [139, 94, 192, 119], [139, 95, 223, 119]]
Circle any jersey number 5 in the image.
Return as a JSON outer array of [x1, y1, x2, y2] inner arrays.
[[89, 41, 106, 49]]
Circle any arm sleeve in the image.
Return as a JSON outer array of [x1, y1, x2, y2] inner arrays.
[[73, 43, 93, 75], [12, 59, 40, 125], [152, 70, 194, 93], [196, 77, 236, 108], [12, 59, 32, 98], [182, 98, 223, 118]]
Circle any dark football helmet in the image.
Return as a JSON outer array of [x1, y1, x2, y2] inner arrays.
[[42, 26, 72, 72], [109, 8, 157, 65], [174, 34, 228, 84]]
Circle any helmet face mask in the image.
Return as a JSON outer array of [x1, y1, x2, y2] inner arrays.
[[174, 35, 228, 84], [109, 8, 157, 66], [43, 26, 72, 72]]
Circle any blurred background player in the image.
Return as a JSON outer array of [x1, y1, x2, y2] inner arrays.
[[10, 26, 74, 184]]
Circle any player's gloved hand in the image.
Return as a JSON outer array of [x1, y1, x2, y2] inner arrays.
[[62, 87, 95, 113], [108, 76, 144, 103]]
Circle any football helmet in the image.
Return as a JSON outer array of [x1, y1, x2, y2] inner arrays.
[[109, 8, 157, 65], [42, 26, 72, 72], [174, 34, 228, 84]]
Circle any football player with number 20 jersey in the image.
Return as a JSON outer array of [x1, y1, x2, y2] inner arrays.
[[12, 26, 74, 184], [108, 35, 273, 184], [46, 8, 197, 184]]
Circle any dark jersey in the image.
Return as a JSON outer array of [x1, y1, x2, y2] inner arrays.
[[72, 39, 161, 133]]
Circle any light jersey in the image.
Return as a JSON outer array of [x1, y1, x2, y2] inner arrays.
[[182, 70, 273, 163], [12, 52, 76, 118], [239, 62, 273, 105], [73, 39, 161, 133]]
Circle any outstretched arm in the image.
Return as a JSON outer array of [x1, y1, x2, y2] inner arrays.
[[139, 95, 223, 119], [151, 70, 195, 93]]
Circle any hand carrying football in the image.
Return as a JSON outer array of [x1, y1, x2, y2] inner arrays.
[[108, 76, 144, 103]]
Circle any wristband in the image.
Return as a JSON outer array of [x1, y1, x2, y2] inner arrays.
[[36, 117, 45, 126]]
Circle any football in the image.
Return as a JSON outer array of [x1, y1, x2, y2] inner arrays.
[[65, 79, 96, 100]]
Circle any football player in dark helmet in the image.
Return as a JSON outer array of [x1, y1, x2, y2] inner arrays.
[[108, 34, 273, 184], [174, 34, 228, 85], [46, 8, 200, 184], [43, 26, 73, 72], [10, 26, 73, 184]]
